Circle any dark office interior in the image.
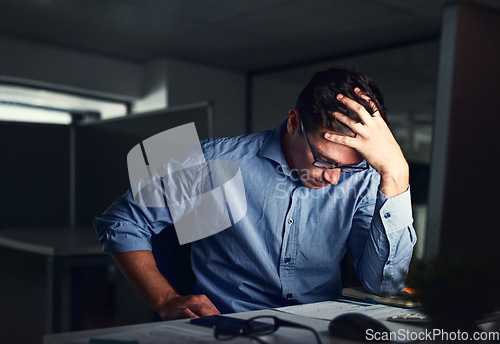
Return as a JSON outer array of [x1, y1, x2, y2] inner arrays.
[[0, 1, 499, 343]]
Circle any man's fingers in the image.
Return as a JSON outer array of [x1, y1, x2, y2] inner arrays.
[[329, 111, 367, 137], [353, 88, 381, 117], [190, 295, 220, 317], [160, 294, 220, 320], [175, 307, 198, 319], [331, 110, 359, 128], [324, 131, 356, 148], [337, 93, 373, 123]]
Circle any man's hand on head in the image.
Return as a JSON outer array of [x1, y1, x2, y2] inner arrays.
[[323, 88, 409, 197], [158, 293, 220, 320]]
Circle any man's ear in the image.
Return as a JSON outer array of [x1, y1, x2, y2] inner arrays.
[[287, 109, 299, 134]]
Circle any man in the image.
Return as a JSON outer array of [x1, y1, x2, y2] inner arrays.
[[94, 67, 416, 320]]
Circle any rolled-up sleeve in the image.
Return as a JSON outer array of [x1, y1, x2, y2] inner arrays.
[[93, 190, 173, 254]]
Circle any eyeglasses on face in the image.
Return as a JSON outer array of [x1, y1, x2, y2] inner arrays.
[[299, 120, 368, 172], [214, 315, 322, 344]]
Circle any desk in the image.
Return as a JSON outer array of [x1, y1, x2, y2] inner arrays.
[[43, 301, 445, 344], [0, 226, 112, 334]]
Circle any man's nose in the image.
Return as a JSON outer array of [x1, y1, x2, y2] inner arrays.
[[323, 168, 342, 185]]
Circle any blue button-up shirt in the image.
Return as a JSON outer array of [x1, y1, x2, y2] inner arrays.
[[94, 122, 416, 314]]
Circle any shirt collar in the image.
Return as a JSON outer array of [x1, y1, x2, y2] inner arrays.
[[259, 121, 293, 176]]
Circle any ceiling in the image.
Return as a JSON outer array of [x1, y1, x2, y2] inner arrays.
[[1, 0, 499, 73]]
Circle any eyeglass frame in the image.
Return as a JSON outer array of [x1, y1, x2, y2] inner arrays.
[[299, 119, 368, 172], [213, 315, 322, 344]]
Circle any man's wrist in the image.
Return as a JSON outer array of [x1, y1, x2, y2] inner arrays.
[[155, 291, 181, 316], [378, 164, 409, 198]]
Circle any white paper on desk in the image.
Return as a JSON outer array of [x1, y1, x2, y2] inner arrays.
[[274, 300, 421, 321]]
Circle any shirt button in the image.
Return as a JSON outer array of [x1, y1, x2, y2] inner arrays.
[[288, 219, 294, 224], [284, 257, 291, 263], [286, 293, 293, 299], [384, 212, 391, 219]]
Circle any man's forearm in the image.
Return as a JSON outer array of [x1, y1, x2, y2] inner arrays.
[[112, 250, 178, 315], [111, 250, 220, 320]]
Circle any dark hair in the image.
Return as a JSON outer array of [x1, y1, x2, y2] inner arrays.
[[295, 67, 388, 136]]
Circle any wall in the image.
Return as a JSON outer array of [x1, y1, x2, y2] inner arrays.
[[251, 75, 303, 133], [131, 60, 168, 113], [166, 59, 247, 137], [130, 58, 247, 137]]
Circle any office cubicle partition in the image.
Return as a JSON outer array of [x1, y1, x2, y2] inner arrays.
[[0, 122, 70, 227]]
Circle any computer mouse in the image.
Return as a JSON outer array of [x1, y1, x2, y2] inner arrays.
[[328, 312, 391, 342]]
